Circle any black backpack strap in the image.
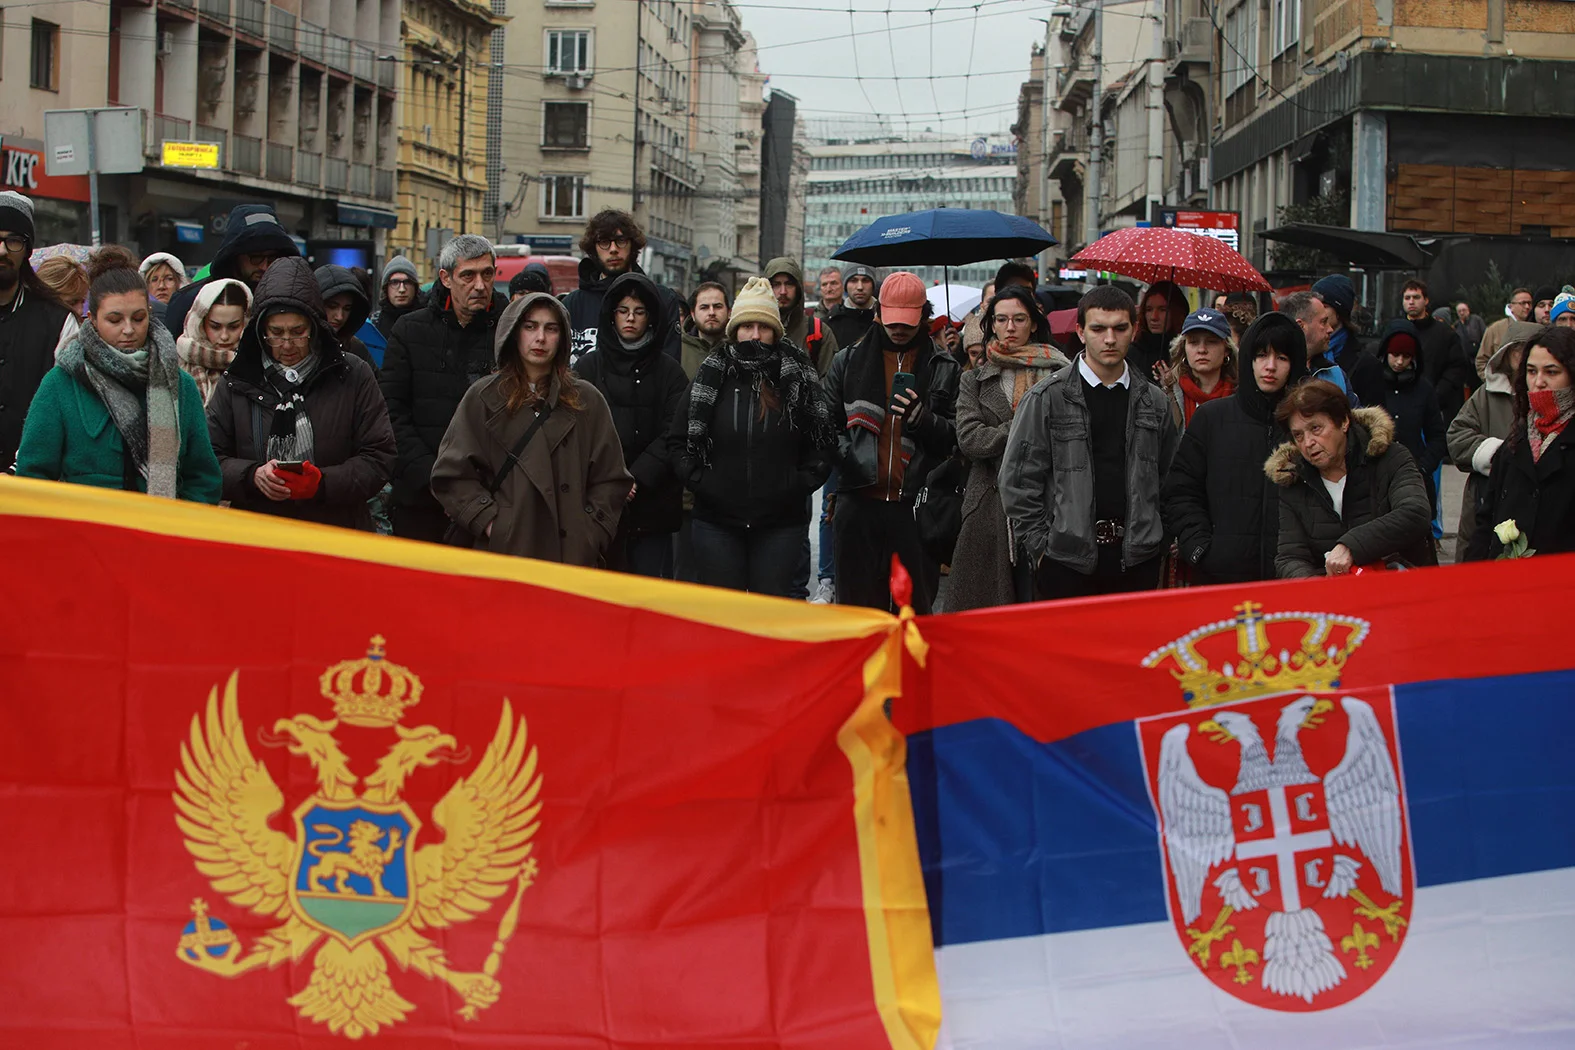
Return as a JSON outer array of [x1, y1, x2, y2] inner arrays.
[[487, 404, 554, 496]]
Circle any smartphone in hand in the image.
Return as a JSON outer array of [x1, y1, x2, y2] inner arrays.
[[274, 461, 306, 474], [889, 371, 917, 414]]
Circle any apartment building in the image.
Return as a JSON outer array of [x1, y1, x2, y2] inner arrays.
[[688, 0, 746, 286], [496, 0, 698, 288], [733, 31, 766, 275]]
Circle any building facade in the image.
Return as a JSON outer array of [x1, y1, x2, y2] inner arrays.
[[733, 32, 766, 276], [689, 0, 747, 286], [804, 136, 1018, 288]]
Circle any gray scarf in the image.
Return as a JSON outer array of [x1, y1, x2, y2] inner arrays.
[[57, 318, 183, 498], [261, 350, 319, 462]]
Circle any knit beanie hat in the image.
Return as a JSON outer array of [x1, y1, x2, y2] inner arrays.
[[1533, 285, 1558, 306], [0, 190, 36, 244], [727, 276, 784, 340], [1311, 274, 1355, 322], [380, 254, 419, 287]]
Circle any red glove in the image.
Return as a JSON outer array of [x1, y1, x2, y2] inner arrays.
[[279, 461, 322, 500]]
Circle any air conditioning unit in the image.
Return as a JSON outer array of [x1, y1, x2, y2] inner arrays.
[[158, 31, 176, 59], [564, 73, 589, 90]]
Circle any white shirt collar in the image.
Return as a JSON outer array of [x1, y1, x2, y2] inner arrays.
[[1078, 354, 1131, 389]]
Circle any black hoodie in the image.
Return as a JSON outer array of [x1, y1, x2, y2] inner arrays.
[[1377, 318, 1446, 504], [1161, 311, 1310, 584], [561, 255, 684, 365], [164, 204, 300, 338], [314, 264, 375, 368], [572, 273, 690, 536]]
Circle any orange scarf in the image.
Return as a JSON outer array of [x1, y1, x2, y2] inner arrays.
[[1178, 373, 1234, 424], [987, 340, 1062, 408]]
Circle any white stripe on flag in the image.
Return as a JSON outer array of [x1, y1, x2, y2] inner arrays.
[[935, 867, 1575, 1050]]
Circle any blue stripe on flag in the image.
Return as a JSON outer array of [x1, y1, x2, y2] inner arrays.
[[909, 669, 1575, 949]]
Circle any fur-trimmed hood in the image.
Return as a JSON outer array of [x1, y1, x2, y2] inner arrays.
[[1265, 405, 1396, 487]]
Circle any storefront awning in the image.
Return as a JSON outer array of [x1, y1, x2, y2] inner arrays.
[[335, 202, 398, 230], [1258, 223, 1434, 270]]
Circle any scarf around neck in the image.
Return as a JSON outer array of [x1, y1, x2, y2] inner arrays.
[[57, 318, 183, 498], [262, 350, 320, 463], [986, 340, 1064, 409], [1527, 386, 1575, 462], [685, 338, 835, 467], [1178, 372, 1235, 424]]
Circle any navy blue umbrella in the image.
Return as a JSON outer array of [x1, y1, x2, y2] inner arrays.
[[831, 208, 1057, 267]]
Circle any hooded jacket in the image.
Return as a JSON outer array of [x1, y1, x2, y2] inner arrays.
[[430, 292, 631, 565], [176, 277, 253, 404], [561, 256, 683, 365], [205, 257, 396, 531], [1376, 319, 1446, 504], [378, 281, 508, 509], [371, 255, 423, 343], [572, 272, 690, 536], [1448, 320, 1541, 551], [1162, 312, 1310, 585], [765, 257, 839, 375], [314, 265, 375, 368], [1265, 406, 1433, 577], [1130, 281, 1188, 382], [164, 204, 299, 338]]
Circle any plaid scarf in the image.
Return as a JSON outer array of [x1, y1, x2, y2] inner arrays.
[[686, 337, 835, 467], [57, 318, 183, 498], [986, 340, 1065, 409], [1527, 386, 1575, 463], [261, 351, 319, 463]]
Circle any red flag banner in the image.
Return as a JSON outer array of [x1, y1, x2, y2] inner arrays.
[[0, 477, 939, 1050]]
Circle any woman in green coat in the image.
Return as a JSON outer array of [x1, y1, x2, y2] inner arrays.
[[14, 255, 221, 503]]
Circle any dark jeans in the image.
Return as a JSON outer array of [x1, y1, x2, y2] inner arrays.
[[625, 531, 676, 579], [674, 513, 698, 583], [392, 500, 450, 543], [833, 491, 934, 614], [1035, 549, 1161, 601], [690, 518, 806, 597], [817, 469, 838, 581]]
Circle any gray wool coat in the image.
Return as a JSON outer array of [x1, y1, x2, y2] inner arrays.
[[947, 354, 1070, 611]]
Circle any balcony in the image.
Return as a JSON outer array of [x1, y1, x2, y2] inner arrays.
[[198, 0, 229, 21], [352, 44, 376, 82], [234, 0, 264, 38], [299, 21, 325, 63], [375, 168, 395, 200], [1055, 63, 1096, 110], [153, 113, 192, 150], [324, 156, 348, 192], [195, 123, 227, 165], [269, 7, 296, 52], [350, 162, 373, 196], [325, 33, 351, 72], [162, 0, 195, 10], [266, 142, 293, 182], [297, 150, 322, 186], [233, 133, 261, 174], [377, 55, 395, 89]]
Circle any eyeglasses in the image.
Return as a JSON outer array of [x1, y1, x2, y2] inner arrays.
[[597, 236, 632, 250], [993, 314, 1030, 326], [264, 330, 312, 346], [1, 234, 28, 253], [1512, 298, 1533, 307], [386, 277, 417, 289]]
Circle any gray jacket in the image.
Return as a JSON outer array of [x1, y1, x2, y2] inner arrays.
[[999, 357, 1179, 574]]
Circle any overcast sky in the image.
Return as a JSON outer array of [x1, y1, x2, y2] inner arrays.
[[736, 0, 1051, 139]]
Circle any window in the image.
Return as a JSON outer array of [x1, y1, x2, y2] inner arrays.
[[1223, 1, 1257, 95], [30, 18, 57, 91], [542, 101, 589, 149], [541, 174, 586, 219], [547, 29, 591, 74], [1272, 0, 1298, 55]]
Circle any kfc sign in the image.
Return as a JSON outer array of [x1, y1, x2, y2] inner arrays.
[[0, 137, 91, 202]]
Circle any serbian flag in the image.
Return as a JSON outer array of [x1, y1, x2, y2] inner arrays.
[[897, 564, 1575, 1048], [0, 477, 938, 1049]]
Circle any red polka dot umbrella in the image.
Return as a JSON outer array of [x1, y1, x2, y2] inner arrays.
[[1070, 226, 1271, 292]]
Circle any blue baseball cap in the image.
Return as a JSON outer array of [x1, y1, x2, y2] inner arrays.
[[1180, 308, 1233, 341]]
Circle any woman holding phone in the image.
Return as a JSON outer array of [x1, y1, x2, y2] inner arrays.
[[206, 257, 396, 530]]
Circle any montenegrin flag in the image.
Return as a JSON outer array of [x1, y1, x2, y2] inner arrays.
[[0, 477, 939, 1049], [895, 561, 1575, 1049]]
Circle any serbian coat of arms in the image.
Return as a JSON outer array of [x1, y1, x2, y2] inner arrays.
[[173, 637, 543, 1038], [1138, 602, 1413, 1009]]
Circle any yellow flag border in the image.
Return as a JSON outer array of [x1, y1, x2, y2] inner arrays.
[[0, 477, 894, 643]]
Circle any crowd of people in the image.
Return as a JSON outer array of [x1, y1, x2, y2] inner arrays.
[[3, 185, 1573, 613]]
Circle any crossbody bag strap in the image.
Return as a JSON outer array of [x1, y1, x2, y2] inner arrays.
[[487, 404, 554, 495]]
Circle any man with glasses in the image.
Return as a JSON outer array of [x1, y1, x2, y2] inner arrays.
[[379, 234, 505, 542], [562, 209, 683, 365], [0, 191, 80, 472], [1476, 287, 1534, 379], [360, 255, 423, 364], [164, 203, 300, 338]]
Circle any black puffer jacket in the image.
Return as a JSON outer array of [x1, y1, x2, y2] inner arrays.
[[677, 348, 833, 529], [825, 303, 876, 352], [378, 287, 507, 508], [1465, 423, 1575, 561], [1162, 312, 1309, 584], [314, 264, 375, 368], [561, 256, 683, 365], [1376, 319, 1447, 508], [573, 273, 689, 535], [165, 204, 299, 337], [205, 257, 396, 531], [1265, 407, 1434, 577]]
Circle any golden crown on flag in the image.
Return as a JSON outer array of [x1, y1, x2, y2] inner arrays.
[[318, 635, 424, 727], [1141, 601, 1370, 709]]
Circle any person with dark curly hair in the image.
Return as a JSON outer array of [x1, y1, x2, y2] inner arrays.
[[561, 209, 683, 365]]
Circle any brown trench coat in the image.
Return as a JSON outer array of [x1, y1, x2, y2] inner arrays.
[[430, 293, 631, 566]]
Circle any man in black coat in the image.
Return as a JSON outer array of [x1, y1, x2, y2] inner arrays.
[[0, 191, 78, 472], [824, 263, 878, 350], [164, 204, 300, 338], [378, 234, 505, 542], [1162, 312, 1310, 584], [561, 209, 683, 365], [1401, 278, 1470, 424]]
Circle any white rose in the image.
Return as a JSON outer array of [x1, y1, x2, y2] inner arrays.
[[1493, 519, 1520, 545]]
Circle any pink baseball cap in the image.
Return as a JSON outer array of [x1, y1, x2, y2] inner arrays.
[[878, 271, 927, 326]]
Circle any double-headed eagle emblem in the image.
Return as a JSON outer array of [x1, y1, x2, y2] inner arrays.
[[173, 637, 543, 1038]]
